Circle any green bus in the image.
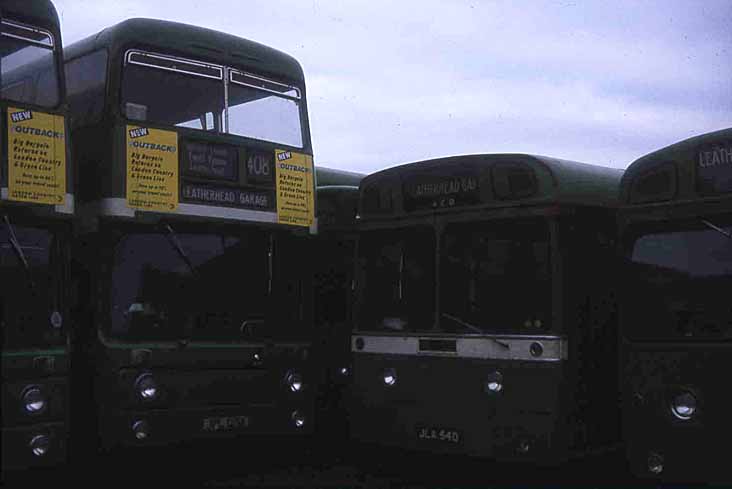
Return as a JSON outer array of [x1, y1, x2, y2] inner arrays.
[[619, 128, 732, 483], [313, 167, 363, 446], [64, 18, 316, 453], [350, 154, 621, 464], [0, 0, 73, 471]]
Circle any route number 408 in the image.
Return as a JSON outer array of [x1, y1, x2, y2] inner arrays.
[[247, 153, 271, 177]]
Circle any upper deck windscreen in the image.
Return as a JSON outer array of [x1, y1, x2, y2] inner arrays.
[[1, 19, 59, 108], [122, 50, 303, 147]]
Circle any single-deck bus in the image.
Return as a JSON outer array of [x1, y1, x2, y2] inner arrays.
[[63, 18, 316, 454], [313, 167, 363, 446], [350, 154, 621, 464], [619, 128, 732, 483], [0, 0, 73, 471]]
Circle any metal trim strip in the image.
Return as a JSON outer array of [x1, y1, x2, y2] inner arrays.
[[351, 334, 568, 362]]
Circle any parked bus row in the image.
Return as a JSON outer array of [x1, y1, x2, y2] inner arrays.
[[1, 0, 728, 485]]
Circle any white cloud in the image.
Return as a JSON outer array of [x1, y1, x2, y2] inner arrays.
[[52, 0, 732, 173]]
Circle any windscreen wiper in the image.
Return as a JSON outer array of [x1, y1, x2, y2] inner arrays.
[[441, 312, 510, 349], [162, 223, 196, 276], [701, 219, 732, 239], [3, 215, 36, 292]]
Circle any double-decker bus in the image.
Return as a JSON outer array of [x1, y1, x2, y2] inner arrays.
[[619, 128, 732, 483], [63, 18, 316, 456], [350, 154, 621, 464], [313, 167, 363, 448], [0, 0, 73, 472]]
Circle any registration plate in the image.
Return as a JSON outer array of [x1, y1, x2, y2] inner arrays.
[[201, 415, 249, 433], [416, 425, 461, 444]]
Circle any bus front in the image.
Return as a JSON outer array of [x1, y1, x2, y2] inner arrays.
[[620, 128, 732, 483], [65, 19, 315, 453], [0, 0, 73, 471], [351, 155, 620, 464]]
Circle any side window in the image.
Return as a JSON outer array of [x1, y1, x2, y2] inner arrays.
[[64, 50, 108, 127]]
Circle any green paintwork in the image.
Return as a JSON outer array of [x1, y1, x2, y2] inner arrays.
[[620, 127, 732, 205], [316, 167, 365, 187], [64, 18, 305, 85], [2, 1, 61, 38], [1, 348, 66, 358], [360, 153, 622, 215]]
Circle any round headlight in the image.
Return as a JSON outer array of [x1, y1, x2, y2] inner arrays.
[[648, 451, 664, 475], [285, 371, 303, 393], [132, 419, 150, 440], [671, 391, 697, 420], [134, 373, 158, 401], [485, 371, 503, 394], [530, 342, 544, 358], [291, 410, 306, 428], [22, 386, 47, 414], [383, 368, 397, 387], [339, 367, 350, 377], [518, 440, 531, 454], [29, 434, 50, 457]]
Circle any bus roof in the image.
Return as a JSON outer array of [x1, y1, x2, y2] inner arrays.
[[63, 18, 304, 83], [621, 128, 732, 206], [3, 0, 61, 40], [316, 167, 365, 187], [359, 153, 622, 219], [0, 0, 58, 28]]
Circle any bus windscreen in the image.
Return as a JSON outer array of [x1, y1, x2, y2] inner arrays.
[[0, 20, 59, 108], [439, 219, 551, 334], [626, 218, 732, 340], [356, 228, 435, 332]]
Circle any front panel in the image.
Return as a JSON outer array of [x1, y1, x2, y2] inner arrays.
[[350, 334, 566, 461]]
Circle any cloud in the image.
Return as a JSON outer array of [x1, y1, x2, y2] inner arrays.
[[52, 0, 732, 173]]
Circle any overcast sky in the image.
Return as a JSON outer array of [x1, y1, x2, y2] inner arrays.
[[53, 0, 731, 173]]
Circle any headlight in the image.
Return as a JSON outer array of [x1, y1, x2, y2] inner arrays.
[[29, 434, 50, 457], [339, 366, 350, 376], [132, 419, 150, 440], [285, 371, 303, 393], [382, 368, 397, 387], [134, 373, 158, 401], [484, 371, 503, 394], [22, 386, 47, 414], [291, 410, 306, 428], [670, 391, 697, 420], [647, 451, 664, 475]]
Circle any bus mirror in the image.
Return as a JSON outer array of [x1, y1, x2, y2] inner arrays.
[[125, 102, 148, 121]]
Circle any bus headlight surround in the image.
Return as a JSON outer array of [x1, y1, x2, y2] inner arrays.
[[29, 434, 50, 457], [647, 451, 664, 475], [285, 371, 304, 393], [22, 386, 47, 414], [132, 419, 150, 440], [485, 371, 503, 394], [670, 391, 697, 420], [134, 373, 159, 401], [292, 410, 306, 428], [383, 368, 397, 387]]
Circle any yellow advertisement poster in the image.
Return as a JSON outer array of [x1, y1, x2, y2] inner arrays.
[[126, 125, 179, 212], [7, 107, 66, 205], [275, 150, 315, 227]]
